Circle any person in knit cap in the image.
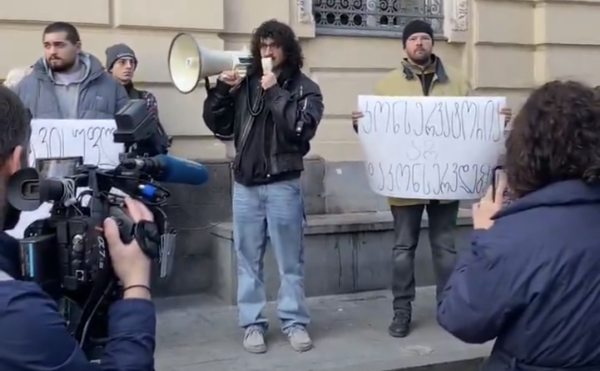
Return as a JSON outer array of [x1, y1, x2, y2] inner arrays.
[[350, 19, 513, 339], [105, 43, 159, 114]]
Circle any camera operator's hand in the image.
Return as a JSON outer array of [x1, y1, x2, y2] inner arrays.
[[104, 197, 154, 300]]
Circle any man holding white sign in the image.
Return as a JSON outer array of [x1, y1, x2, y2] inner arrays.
[[351, 19, 512, 338]]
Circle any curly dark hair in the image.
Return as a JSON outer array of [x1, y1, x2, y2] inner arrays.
[[248, 19, 304, 77], [505, 80, 600, 197]]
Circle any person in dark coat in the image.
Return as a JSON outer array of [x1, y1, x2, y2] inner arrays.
[[0, 85, 157, 370], [437, 80, 600, 371]]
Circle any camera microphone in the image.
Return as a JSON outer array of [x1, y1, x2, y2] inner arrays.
[[121, 155, 209, 186]]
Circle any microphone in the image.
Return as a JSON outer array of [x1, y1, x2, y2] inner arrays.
[[121, 155, 209, 186]]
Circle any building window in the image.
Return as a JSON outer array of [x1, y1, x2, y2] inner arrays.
[[313, 0, 443, 37]]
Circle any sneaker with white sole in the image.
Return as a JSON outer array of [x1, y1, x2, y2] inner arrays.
[[243, 325, 267, 354], [287, 326, 313, 352]]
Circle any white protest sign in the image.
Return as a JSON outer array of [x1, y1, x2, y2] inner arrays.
[[7, 120, 123, 239], [357, 95, 506, 200], [28, 119, 122, 168]]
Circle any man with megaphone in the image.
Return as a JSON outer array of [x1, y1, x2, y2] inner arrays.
[[202, 19, 324, 354]]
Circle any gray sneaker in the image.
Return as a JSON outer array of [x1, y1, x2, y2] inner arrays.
[[287, 326, 313, 352], [243, 326, 267, 354]]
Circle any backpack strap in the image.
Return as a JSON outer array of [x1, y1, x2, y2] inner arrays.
[[128, 88, 143, 100]]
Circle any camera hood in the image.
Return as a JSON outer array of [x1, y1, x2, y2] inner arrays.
[[7, 167, 42, 211]]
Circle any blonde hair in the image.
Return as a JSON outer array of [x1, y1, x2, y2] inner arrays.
[[4, 67, 32, 88]]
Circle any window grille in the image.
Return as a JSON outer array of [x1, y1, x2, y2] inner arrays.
[[313, 0, 443, 37]]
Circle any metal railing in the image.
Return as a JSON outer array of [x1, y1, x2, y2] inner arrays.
[[313, 0, 443, 37]]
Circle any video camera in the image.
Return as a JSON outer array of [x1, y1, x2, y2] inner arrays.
[[6, 100, 208, 359]]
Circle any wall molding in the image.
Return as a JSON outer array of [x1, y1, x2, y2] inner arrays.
[[443, 0, 469, 43], [296, 0, 314, 23]]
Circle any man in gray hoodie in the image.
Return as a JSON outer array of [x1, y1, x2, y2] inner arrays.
[[12, 22, 128, 119]]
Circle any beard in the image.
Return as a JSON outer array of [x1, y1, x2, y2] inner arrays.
[[47, 58, 76, 72], [3, 203, 21, 231], [0, 195, 22, 279], [0, 181, 21, 232], [410, 51, 432, 66]]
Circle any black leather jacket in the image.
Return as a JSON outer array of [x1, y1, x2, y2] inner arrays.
[[202, 71, 323, 177]]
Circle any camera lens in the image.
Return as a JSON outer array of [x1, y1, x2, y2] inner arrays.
[[39, 179, 66, 203]]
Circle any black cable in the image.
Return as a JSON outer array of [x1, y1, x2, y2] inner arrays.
[[246, 77, 265, 117], [79, 279, 116, 350]]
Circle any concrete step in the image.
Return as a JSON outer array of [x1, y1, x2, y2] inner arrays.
[[154, 157, 479, 299], [155, 286, 492, 371], [209, 209, 474, 304]]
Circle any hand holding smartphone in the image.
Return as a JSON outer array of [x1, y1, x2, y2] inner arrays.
[[472, 166, 508, 229], [491, 166, 508, 204]]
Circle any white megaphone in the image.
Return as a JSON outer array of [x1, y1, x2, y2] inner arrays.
[[168, 32, 252, 94]]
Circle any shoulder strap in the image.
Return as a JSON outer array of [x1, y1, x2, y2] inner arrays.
[[128, 88, 143, 100]]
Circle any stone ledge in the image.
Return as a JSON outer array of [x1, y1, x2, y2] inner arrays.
[[213, 208, 473, 237], [210, 210, 474, 304]]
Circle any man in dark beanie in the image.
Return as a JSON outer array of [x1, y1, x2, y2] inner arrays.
[[350, 19, 513, 339], [105, 43, 159, 114], [401, 19, 434, 62]]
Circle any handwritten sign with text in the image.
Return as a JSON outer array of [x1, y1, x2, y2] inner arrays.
[[7, 120, 124, 239], [357, 95, 506, 200], [29, 119, 123, 168]]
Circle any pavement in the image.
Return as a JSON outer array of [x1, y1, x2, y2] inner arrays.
[[154, 286, 492, 371]]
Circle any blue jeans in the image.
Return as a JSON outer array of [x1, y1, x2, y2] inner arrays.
[[232, 178, 310, 332]]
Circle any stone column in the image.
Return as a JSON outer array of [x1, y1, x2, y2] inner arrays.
[[443, 0, 468, 43], [296, 0, 314, 23]]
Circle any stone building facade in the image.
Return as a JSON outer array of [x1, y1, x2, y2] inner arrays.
[[1, 0, 598, 160]]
